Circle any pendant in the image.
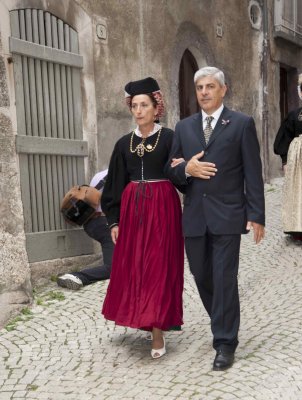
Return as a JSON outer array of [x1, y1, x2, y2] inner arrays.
[[137, 143, 145, 157], [146, 144, 152, 150]]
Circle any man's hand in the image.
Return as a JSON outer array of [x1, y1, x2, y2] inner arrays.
[[111, 226, 119, 244], [246, 221, 265, 244], [171, 157, 185, 167], [185, 151, 217, 179]]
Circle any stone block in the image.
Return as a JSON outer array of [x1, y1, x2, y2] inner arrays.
[[0, 56, 9, 107]]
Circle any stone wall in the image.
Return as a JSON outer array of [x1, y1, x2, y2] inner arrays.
[[0, 19, 32, 328]]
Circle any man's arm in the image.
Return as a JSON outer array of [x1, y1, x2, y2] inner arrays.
[[241, 116, 265, 230], [166, 122, 217, 183], [165, 123, 189, 186]]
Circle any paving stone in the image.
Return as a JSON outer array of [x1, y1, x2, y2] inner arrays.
[[1, 178, 302, 399]]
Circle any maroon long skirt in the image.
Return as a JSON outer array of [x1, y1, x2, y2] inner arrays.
[[102, 180, 184, 331]]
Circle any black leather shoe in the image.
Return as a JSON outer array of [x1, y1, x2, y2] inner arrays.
[[213, 349, 234, 371]]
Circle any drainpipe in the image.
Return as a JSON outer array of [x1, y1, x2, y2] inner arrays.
[[261, 0, 270, 182], [139, 0, 145, 77]]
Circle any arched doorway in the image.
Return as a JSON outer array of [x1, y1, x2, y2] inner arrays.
[[179, 49, 199, 119]]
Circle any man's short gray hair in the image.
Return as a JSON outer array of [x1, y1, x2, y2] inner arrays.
[[194, 67, 225, 86]]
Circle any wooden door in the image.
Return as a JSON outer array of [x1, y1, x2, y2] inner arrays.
[[10, 9, 93, 262]]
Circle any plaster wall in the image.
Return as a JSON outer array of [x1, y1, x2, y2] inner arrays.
[[77, 0, 302, 179], [76, 0, 269, 169]]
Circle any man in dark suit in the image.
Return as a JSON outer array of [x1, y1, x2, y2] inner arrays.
[[167, 66, 265, 371]]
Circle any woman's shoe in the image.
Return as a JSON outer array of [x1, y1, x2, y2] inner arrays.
[[151, 337, 166, 359]]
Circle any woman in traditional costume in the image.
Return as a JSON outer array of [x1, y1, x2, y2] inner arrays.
[[274, 74, 302, 240], [101, 77, 184, 358]]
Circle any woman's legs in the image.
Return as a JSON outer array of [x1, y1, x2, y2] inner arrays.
[[151, 328, 166, 358], [151, 328, 164, 349]]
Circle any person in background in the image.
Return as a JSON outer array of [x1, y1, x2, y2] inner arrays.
[[57, 169, 114, 290], [274, 73, 302, 241], [101, 77, 184, 359], [167, 66, 265, 371]]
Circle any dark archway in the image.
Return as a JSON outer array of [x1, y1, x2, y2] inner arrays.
[[279, 65, 298, 122], [179, 49, 199, 119]]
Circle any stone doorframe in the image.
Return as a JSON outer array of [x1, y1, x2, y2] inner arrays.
[[168, 21, 214, 129]]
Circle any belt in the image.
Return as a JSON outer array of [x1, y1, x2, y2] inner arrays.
[[131, 179, 169, 183]]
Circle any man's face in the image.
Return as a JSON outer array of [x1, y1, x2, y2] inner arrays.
[[195, 75, 227, 115]]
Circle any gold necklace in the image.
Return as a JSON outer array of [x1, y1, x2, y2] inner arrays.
[[129, 128, 162, 157]]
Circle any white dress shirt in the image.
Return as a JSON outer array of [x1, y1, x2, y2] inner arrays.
[[90, 169, 108, 212], [201, 104, 224, 131]]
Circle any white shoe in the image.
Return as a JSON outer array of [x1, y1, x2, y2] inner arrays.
[[57, 274, 83, 290], [151, 337, 166, 359]]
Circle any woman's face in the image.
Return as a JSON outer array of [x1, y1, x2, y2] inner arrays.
[[130, 94, 158, 129]]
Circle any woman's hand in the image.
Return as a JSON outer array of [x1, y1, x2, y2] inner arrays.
[[111, 226, 119, 244], [171, 157, 185, 168]]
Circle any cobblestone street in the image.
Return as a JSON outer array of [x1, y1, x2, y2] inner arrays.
[[0, 178, 302, 400]]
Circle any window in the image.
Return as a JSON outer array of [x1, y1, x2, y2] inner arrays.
[[274, 0, 302, 46], [248, 1, 262, 30]]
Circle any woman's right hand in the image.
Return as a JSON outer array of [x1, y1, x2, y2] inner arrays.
[[171, 157, 185, 167], [111, 226, 119, 244]]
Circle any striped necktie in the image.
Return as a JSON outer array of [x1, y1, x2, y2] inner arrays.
[[204, 116, 214, 144]]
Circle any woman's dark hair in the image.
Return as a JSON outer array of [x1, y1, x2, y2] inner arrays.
[[146, 93, 158, 108], [129, 93, 158, 108]]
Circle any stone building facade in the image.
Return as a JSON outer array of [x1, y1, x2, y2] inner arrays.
[[0, 0, 301, 326]]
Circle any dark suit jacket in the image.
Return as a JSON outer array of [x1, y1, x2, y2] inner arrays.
[[166, 106, 265, 237]]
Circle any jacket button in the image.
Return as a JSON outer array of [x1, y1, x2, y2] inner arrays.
[[204, 151, 208, 155], [203, 193, 207, 197]]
